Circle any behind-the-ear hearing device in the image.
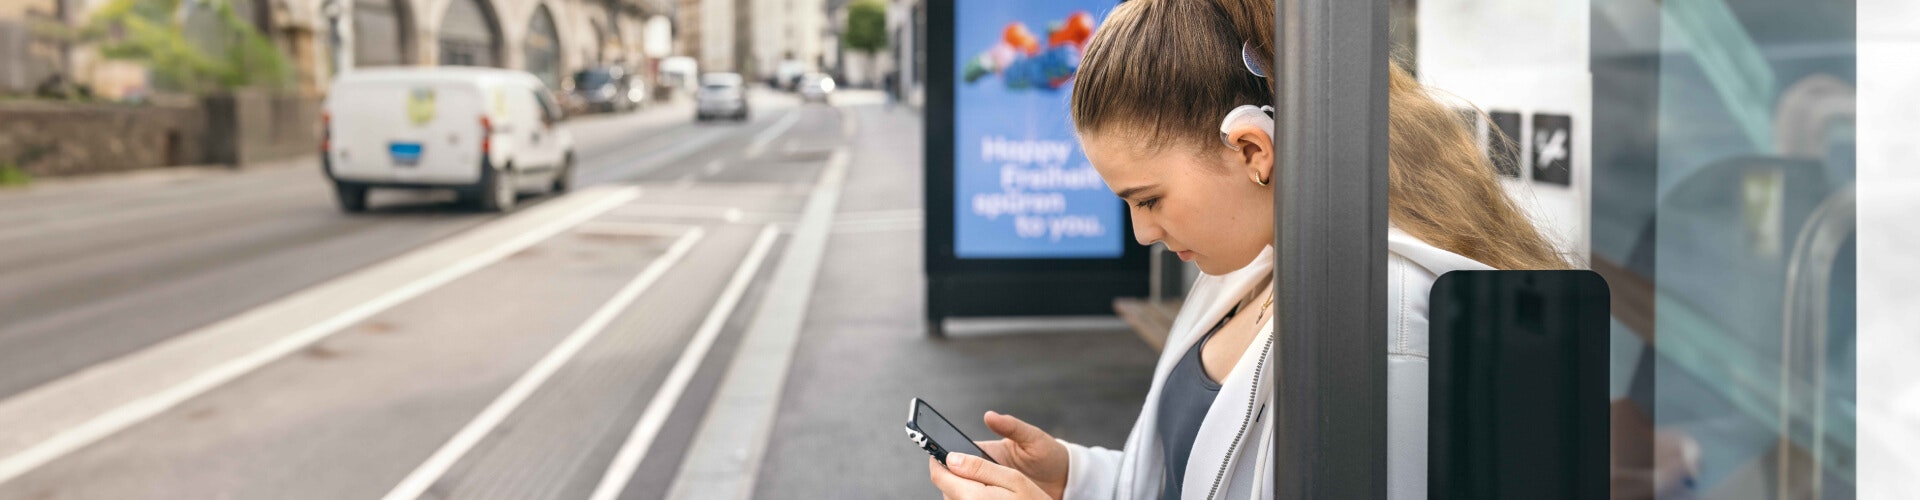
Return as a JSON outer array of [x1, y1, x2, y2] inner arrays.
[[1220, 104, 1276, 151]]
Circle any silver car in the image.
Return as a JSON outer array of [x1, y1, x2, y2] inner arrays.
[[798, 73, 835, 104], [695, 73, 748, 121]]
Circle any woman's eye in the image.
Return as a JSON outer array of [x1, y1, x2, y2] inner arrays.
[[1132, 197, 1159, 210]]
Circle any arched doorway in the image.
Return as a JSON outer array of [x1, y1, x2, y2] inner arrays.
[[438, 0, 500, 67], [590, 21, 606, 65], [353, 0, 412, 66], [523, 4, 561, 87]]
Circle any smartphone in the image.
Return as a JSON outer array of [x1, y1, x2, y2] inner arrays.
[[904, 398, 998, 465]]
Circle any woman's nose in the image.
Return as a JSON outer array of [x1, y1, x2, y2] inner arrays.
[[1131, 217, 1162, 247]]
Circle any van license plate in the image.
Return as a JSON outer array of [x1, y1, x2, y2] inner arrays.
[[389, 142, 424, 167]]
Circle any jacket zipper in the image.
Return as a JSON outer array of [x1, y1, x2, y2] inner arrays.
[[1205, 328, 1275, 500]]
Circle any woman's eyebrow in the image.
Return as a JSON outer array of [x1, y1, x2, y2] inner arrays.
[[1115, 184, 1159, 200]]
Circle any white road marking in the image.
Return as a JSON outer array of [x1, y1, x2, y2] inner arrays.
[[745, 110, 802, 159], [380, 226, 707, 500], [589, 224, 780, 500], [607, 204, 790, 224], [833, 208, 923, 223], [574, 221, 701, 238], [831, 218, 921, 234], [0, 186, 641, 487], [840, 106, 858, 140], [583, 128, 731, 184], [665, 148, 849, 500]]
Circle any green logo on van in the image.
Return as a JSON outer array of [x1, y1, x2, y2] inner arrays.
[[407, 88, 437, 126]]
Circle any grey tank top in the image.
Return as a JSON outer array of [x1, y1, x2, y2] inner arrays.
[[1156, 305, 1234, 499]]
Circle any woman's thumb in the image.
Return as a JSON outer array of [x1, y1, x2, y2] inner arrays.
[[984, 411, 1048, 444], [945, 452, 1023, 489]]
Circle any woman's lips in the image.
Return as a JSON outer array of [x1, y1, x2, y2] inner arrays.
[[1176, 250, 1195, 262]]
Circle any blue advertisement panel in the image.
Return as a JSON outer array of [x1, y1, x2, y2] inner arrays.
[[953, 1, 1121, 259]]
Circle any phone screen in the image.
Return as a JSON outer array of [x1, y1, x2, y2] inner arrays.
[[913, 399, 995, 462]]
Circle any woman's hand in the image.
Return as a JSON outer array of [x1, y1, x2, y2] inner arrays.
[[928, 453, 1051, 500], [971, 411, 1069, 499]]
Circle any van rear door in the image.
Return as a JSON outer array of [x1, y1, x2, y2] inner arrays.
[[327, 80, 486, 185]]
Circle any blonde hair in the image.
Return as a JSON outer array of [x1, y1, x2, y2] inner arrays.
[[1071, 0, 1569, 270]]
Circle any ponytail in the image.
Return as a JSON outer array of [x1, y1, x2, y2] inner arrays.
[[1072, 0, 1570, 270]]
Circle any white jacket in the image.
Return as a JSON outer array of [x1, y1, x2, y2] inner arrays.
[[1058, 229, 1492, 500]]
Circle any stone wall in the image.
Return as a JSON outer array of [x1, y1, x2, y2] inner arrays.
[[203, 90, 321, 166], [0, 91, 320, 177], [0, 100, 207, 177]]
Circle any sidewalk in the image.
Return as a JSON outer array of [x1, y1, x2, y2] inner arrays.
[[695, 100, 1159, 498]]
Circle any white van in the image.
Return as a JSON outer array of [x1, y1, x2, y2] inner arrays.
[[322, 67, 575, 213]]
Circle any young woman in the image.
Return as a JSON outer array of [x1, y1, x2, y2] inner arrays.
[[926, 1, 1569, 499]]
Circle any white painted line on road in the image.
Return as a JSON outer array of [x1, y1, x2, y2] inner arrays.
[[0, 186, 642, 487], [745, 110, 801, 159], [607, 204, 791, 224], [840, 105, 858, 140], [831, 218, 921, 234], [589, 224, 779, 500], [574, 221, 700, 238], [834, 208, 924, 223], [584, 127, 732, 184], [381, 226, 706, 500], [0, 180, 304, 243], [665, 148, 849, 500]]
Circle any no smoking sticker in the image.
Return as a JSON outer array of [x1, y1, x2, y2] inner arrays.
[[1531, 113, 1571, 186]]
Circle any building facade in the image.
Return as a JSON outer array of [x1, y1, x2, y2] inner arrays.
[[3, 0, 674, 97]]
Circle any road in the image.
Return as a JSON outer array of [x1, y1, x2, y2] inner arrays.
[[0, 89, 852, 499], [0, 91, 799, 399]]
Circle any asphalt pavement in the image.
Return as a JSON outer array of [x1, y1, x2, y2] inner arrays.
[[0, 90, 1159, 500], [0, 92, 794, 400]]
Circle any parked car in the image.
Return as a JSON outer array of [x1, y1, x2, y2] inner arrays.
[[659, 56, 699, 95], [566, 65, 644, 113], [696, 72, 749, 121], [322, 67, 575, 213], [798, 73, 835, 104], [775, 60, 808, 91]]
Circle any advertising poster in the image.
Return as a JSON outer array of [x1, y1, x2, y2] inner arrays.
[[953, 1, 1121, 259]]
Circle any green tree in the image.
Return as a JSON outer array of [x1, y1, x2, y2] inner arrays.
[[43, 0, 291, 95], [842, 0, 887, 83]]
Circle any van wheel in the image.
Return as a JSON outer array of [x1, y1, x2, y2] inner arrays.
[[551, 154, 574, 194], [476, 166, 517, 212], [334, 182, 368, 213]]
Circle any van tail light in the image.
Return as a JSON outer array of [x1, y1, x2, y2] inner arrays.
[[479, 116, 492, 154], [320, 112, 331, 153]]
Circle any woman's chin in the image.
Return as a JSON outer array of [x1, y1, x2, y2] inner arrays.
[[1194, 259, 1228, 277]]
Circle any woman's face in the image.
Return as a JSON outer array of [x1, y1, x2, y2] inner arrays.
[[1080, 126, 1276, 276]]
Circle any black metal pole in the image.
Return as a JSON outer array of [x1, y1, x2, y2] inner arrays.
[[1272, 0, 1391, 498]]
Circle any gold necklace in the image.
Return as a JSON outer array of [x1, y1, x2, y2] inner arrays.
[[1258, 289, 1274, 322], [1240, 277, 1276, 324]]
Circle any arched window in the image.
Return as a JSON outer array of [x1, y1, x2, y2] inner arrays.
[[524, 4, 562, 87], [438, 0, 500, 67]]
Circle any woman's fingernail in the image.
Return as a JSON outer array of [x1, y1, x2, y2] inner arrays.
[[948, 453, 968, 467]]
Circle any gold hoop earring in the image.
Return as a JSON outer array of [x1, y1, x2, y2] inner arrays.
[[1255, 175, 1270, 187]]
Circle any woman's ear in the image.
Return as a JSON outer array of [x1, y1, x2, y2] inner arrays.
[[1225, 125, 1274, 186]]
